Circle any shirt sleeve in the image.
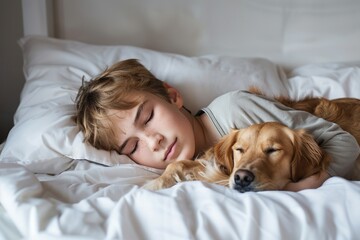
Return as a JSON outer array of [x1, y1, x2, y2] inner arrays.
[[202, 90, 360, 177]]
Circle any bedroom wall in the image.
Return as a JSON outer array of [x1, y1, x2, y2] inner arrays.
[[0, 1, 24, 142], [52, 0, 360, 70]]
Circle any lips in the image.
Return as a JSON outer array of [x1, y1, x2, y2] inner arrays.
[[164, 138, 177, 161]]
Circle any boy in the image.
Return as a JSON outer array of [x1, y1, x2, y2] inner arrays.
[[74, 59, 359, 191]]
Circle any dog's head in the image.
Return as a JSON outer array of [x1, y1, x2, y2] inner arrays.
[[203, 122, 330, 192]]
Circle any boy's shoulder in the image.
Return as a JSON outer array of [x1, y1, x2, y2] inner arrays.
[[205, 90, 254, 109], [207, 89, 277, 111], [214, 89, 264, 102]]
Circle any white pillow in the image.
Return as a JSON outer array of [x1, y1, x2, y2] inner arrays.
[[287, 62, 360, 100], [0, 36, 287, 174]]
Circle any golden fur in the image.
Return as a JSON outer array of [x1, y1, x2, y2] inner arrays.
[[249, 87, 360, 145], [201, 122, 331, 192], [143, 91, 360, 192]]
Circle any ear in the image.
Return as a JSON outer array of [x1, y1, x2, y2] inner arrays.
[[291, 129, 330, 182], [164, 83, 183, 109], [212, 129, 239, 175]]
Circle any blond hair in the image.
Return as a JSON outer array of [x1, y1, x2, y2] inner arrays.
[[74, 59, 170, 151]]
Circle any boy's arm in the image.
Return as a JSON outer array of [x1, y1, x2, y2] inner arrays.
[[291, 116, 359, 178], [283, 171, 330, 191]]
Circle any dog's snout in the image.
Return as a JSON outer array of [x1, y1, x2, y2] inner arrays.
[[234, 169, 255, 187]]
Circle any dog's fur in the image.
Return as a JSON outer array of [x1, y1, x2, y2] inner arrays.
[[143, 90, 360, 192], [249, 87, 360, 145]]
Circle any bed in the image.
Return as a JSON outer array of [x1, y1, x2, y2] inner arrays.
[[1, 0, 360, 239]]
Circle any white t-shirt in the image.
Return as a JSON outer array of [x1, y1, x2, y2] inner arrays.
[[200, 90, 360, 177]]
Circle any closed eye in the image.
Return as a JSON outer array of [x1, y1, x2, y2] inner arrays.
[[236, 148, 244, 153], [264, 147, 277, 154], [129, 140, 139, 155], [145, 110, 153, 125]]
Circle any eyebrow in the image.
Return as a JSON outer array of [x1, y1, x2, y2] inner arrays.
[[134, 100, 148, 125], [118, 100, 148, 153]]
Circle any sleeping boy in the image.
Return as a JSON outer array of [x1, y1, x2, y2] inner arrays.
[[74, 59, 359, 191]]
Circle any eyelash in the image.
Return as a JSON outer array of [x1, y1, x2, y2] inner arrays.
[[145, 110, 154, 124], [129, 110, 154, 155], [130, 141, 138, 155]]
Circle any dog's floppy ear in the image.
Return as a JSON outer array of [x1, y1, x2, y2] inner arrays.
[[212, 129, 239, 175], [291, 129, 330, 182]]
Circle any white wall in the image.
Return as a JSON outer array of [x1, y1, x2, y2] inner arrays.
[[53, 0, 360, 69], [0, 1, 24, 142]]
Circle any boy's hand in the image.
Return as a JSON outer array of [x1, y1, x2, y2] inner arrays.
[[283, 171, 330, 192]]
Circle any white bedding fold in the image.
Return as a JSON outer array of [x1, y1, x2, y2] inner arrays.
[[1, 162, 360, 240]]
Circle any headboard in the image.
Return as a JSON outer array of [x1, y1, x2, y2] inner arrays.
[[22, 0, 360, 70]]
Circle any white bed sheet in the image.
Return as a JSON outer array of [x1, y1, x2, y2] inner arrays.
[[0, 205, 22, 240], [3, 1, 358, 239], [1, 161, 360, 240], [1, 55, 360, 240]]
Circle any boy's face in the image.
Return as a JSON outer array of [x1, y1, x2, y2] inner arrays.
[[109, 90, 195, 169]]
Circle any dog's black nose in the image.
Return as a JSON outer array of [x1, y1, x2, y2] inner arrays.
[[234, 169, 255, 187]]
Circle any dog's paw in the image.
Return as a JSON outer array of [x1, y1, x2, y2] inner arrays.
[[142, 179, 164, 191], [142, 175, 179, 191]]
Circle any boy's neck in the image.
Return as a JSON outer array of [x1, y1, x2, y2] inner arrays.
[[190, 111, 221, 157]]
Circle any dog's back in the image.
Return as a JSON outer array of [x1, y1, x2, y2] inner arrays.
[[278, 97, 360, 145], [249, 87, 360, 145]]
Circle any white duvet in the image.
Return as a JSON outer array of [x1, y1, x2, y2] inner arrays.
[[1, 161, 360, 240], [1, 37, 360, 239]]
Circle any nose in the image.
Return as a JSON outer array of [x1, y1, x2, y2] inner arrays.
[[146, 132, 164, 151], [234, 169, 255, 188]]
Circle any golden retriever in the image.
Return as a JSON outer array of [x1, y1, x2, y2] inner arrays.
[[200, 122, 331, 192], [143, 92, 360, 192]]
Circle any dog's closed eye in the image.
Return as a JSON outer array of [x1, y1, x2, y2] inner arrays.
[[235, 147, 244, 154], [264, 147, 278, 155]]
